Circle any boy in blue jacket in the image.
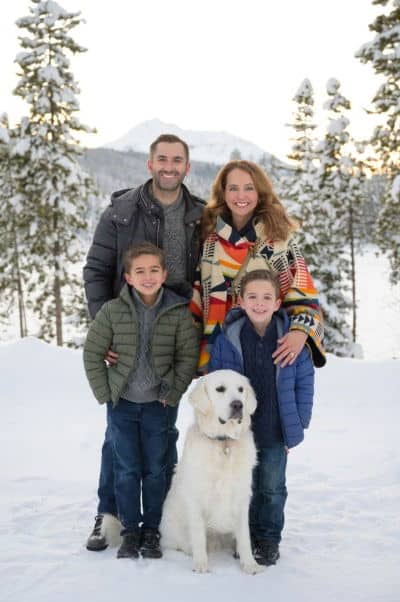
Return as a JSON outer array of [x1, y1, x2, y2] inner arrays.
[[209, 269, 315, 566]]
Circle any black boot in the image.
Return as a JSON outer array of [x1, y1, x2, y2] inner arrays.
[[86, 514, 108, 552], [254, 540, 280, 566], [140, 528, 162, 559], [117, 531, 141, 559]]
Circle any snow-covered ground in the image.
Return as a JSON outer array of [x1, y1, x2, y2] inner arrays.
[[1, 339, 399, 602], [356, 249, 400, 360], [1, 248, 399, 602]]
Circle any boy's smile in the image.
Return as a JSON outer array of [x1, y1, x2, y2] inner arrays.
[[125, 254, 167, 305], [239, 280, 281, 336]]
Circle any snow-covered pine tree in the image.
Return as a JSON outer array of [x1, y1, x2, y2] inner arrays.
[[284, 79, 320, 254], [355, 0, 400, 283], [13, 0, 97, 346], [0, 114, 29, 338], [344, 147, 367, 344], [314, 78, 355, 355]]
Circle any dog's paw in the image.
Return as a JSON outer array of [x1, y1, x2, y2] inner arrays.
[[241, 560, 265, 575], [192, 557, 209, 573]]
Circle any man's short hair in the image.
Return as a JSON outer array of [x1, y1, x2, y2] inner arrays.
[[123, 242, 166, 272], [149, 134, 190, 161], [240, 269, 280, 298]]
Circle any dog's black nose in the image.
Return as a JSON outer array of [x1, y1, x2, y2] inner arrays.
[[230, 400, 243, 413]]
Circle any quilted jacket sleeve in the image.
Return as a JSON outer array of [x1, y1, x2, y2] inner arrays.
[[83, 206, 118, 319], [83, 303, 113, 404], [167, 307, 200, 404], [294, 346, 315, 428]]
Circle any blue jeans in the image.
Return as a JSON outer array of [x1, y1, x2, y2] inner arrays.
[[106, 399, 168, 532], [97, 403, 179, 518], [249, 444, 288, 544]]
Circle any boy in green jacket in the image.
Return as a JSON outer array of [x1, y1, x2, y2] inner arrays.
[[83, 242, 199, 560]]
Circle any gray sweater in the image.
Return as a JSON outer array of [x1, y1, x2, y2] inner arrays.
[[121, 288, 164, 402], [162, 191, 187, 288]]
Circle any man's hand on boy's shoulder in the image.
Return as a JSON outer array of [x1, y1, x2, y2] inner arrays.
[[105, 349, 118, 365]]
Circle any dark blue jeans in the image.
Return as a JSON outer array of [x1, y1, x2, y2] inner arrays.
[[106, 399, 168, 532], [97, 404, 179, 517], [249, 443, 288, 544]]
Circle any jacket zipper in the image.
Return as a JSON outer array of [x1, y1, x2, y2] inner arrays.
[[117, 299, 188, 396]]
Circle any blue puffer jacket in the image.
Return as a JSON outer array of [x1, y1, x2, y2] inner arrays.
[[209, 307, 315, 448]]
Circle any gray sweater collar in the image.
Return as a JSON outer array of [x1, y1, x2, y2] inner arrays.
[[131, 286, 163, 310]]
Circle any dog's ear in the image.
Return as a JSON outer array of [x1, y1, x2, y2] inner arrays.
[[245, 380, 257, 415], [189, 377, 211, 415]]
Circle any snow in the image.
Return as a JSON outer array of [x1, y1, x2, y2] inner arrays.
[[39, 66, 64, 86], [33, 0, 69, 20], [391, 174, 400, 201], [1, 337, 399, 601], [11, 138, 30, 156], [326, 78, 340, 95], [356, 248, 400, 360], [327, 116, 350, 135], [0, 124, 10, 144], [1, 245, 400, 601], [294, 78, 313, 102]]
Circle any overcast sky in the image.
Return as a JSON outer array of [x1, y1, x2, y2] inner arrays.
[[0, 0, 382, 160]]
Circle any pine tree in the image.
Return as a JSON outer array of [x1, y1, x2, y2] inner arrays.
[[314, 79, 355, 355], [287, 79, 317, 173], [0, 115, 30, 338], [13, 0, 97, 346], [355, 0, 400, 283], [284, 79, 320, 243], [285, 79, 365, 353], [343, 148, 367, 345]]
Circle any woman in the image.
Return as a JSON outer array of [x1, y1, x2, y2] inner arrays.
[[191, 160, 326, 372]]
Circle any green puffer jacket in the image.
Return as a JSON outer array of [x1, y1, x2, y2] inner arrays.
[[83, 285, 200, 406]]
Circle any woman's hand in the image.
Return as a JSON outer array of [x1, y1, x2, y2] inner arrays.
[[272, 330, 307, 367]]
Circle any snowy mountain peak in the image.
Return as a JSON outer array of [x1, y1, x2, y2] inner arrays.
[[105, 118, 270, 165]]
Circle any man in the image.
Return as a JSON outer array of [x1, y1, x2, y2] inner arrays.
[[83, 134, 204, 551]]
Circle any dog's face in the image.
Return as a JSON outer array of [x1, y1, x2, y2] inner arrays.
[[189, 370, 257, 440]]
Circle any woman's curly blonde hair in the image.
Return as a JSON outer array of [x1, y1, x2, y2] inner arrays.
[[201, 160, 296, 241]]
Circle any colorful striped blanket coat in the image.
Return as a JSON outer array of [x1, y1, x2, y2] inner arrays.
[[190, 216, 326, 371]]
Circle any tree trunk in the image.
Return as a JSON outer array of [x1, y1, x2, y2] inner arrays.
[[53, 195, 63, 347], [54, 270, 63, 346], [13, 226, 28, 338], [17, 271, 28, 339], [349, 205, 357, 342]]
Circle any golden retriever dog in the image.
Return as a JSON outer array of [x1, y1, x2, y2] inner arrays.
[[160, 370, 263, 574]]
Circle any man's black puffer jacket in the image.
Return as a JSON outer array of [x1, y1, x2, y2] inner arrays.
[[83, 180, 204, 318]]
